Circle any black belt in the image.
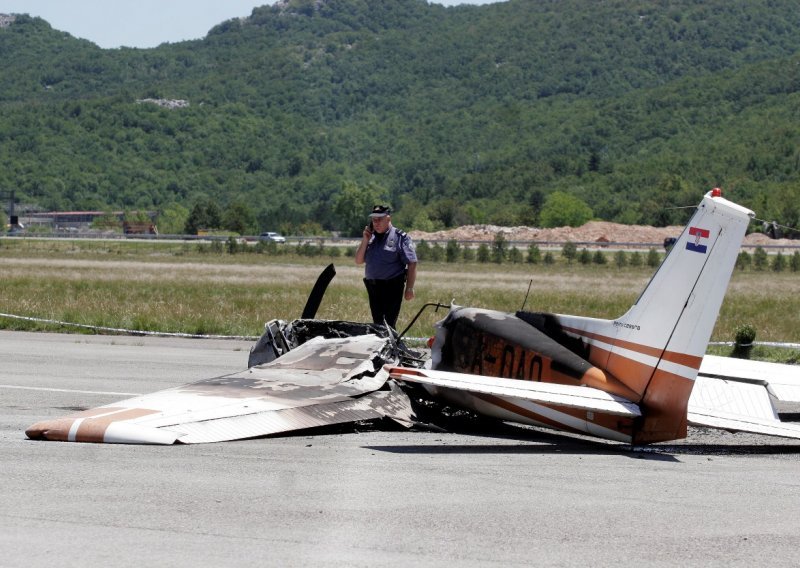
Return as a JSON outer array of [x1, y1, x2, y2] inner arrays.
[[364, 274, 405, 285]]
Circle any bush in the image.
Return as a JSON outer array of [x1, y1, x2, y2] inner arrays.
[[614, 250, 627, 269], [416, 240, 431, 261], [463, 246, 476, 262], [578, 248, 592, 265], [543, 251, 555, 265], [753, 246, 768, 271], [772, 252, 786, 272], [445, 239, 460, 263], [736, 250, 751, 270], [492, 234, 507, 264], [508, 247, 523, 263], [629, 251, 643, 267], [526, 243, 541, 264], [732, 323, 757, 359], [646, 248, 660, 267], [561, 241, 577, 264], [430, 243, 445, 262], [477, 243, 490, 263], [592, 250, 607, 265], [792, 251, 800, 272]]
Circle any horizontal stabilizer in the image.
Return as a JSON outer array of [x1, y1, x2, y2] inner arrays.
[[389, 367, 641, 417], [699, 355, 800, 402], [688, 407, 800, 440], [688, 373, 800, 440]]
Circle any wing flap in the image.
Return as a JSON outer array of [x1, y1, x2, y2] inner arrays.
[[389, 367, 641, 417]]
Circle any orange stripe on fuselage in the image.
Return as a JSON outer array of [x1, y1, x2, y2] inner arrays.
[[561, 326, 703, 370]]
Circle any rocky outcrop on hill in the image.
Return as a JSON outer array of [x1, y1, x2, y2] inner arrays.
[[136, 98, 190, 109], [0, 14, 17, 28]]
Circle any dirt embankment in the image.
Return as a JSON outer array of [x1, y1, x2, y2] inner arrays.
[[410, 221, 682, 245], [410, 221, 797, 248]]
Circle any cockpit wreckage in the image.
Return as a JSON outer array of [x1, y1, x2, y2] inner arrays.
[[26, 190, 800, 445]]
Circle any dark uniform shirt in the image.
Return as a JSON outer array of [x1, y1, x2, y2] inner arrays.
[[364, 225, 417, 280]]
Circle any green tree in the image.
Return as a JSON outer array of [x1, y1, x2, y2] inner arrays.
[[333, 181, 385, 237], [445, 239, 460, 263], [578, 248, 592, 265], [526, 243, 541, 264], [629, 251, 643, 267], [540, 192, 593, 228], [791, 251, 800, 273], [184, 199, 222, 235], [561, 241, 577, 264], [158, 203, 189, 235], [492, 233, 507, 263], [736, 250, 752, 271], [415, 240, 431, 261], [463, 246, 476, 262], [477, 243, 490, 263], [614, 250, 628, 269], [430, 243, 444, 262], [543, 251, 555, 265], [753, 247, 768, 271], [508, 247, 523, 263], [223, 200, 257, 235], [646, 248, 661, 268], [772, 252, 786, 272]]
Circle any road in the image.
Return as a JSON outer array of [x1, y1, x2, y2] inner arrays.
[[2, 331, 800, 567]]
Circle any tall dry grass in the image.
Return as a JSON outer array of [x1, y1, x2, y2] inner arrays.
[[1, 240, 798, 343]]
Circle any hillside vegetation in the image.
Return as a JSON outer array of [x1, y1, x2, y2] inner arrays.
[[1, 0, 799, 235]]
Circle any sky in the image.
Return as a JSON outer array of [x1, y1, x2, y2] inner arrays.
[[0, 0, 501, 49]]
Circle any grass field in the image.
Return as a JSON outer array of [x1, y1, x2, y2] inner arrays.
[[1, 238, 798, 362]]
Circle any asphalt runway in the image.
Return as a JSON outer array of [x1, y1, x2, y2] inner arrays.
[[2, 330, 800, 567]]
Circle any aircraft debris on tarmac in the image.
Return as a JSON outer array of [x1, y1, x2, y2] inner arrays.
[[26, 189, 800, 445]]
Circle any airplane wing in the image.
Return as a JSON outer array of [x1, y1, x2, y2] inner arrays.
[[26, 334, 415, 445], [388, 367, 641, 417], [688, 355, 800, 439]]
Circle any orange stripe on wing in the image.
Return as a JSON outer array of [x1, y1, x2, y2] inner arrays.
[[472, 392, 634, 439], [75, 408, 161, 443]]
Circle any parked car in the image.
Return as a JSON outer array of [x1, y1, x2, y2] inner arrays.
[[259, 231, 286, 243]]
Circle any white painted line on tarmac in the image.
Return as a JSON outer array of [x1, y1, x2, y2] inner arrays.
[[0, 384, 140, 396]]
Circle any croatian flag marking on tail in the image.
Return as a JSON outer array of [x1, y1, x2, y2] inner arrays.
[[686, 226, 710, 253]]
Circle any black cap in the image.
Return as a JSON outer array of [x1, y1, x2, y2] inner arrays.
[[369, 205, 392, 218]]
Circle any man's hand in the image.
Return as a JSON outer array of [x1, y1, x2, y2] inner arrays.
[[404, 287, 415, 301]]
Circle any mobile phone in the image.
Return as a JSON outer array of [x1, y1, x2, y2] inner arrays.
[[369, 221, 374, 231]]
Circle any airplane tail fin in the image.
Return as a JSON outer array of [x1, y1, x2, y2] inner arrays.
[[555, 189, 754, 442]]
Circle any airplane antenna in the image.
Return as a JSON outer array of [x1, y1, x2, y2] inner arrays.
[[520, 279, 533, 312]]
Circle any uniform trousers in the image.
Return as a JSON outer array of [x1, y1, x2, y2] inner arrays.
[[363, 272, 406, 329]]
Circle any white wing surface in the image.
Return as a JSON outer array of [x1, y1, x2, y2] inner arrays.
[[27, 335, 414, 445], [389, 367, 641, 417]]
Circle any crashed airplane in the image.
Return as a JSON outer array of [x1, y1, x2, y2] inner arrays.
[[26, 189, 800, 445]]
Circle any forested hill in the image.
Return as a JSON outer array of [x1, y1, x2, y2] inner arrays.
[[1, 0, 799, 236]]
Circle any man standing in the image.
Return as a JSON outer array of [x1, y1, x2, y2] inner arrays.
[[355, 205, 417, 329]]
